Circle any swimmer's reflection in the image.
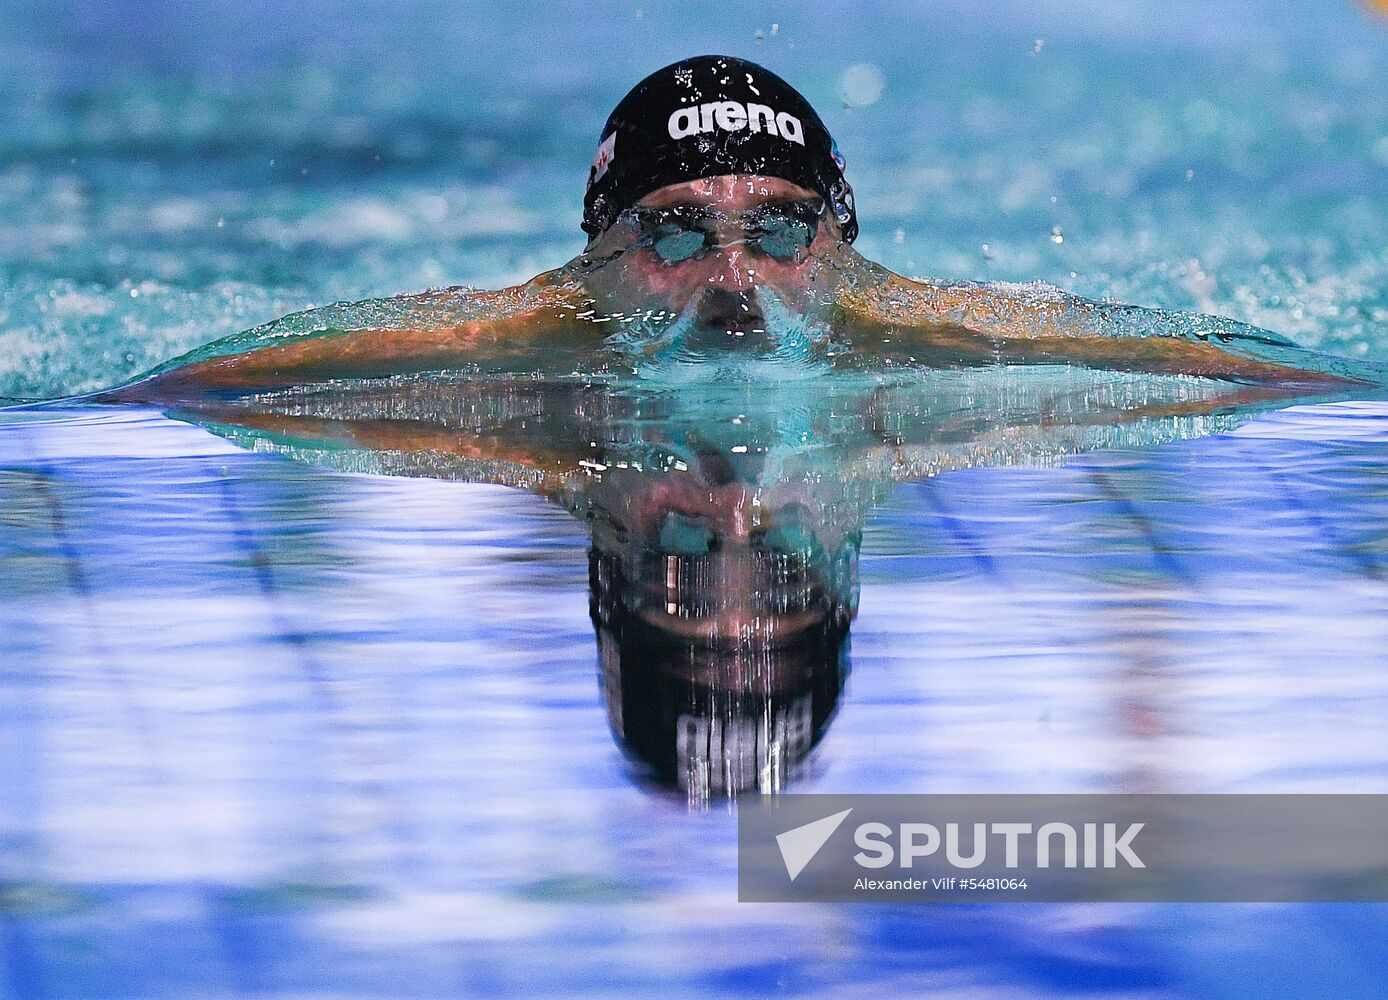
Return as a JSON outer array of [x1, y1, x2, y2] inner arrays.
[[159, 370, 1341, 800], [587, 465, 855, 798]]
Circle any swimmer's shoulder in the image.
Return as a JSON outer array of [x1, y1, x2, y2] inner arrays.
[[835, 264, 1077, 334], [412, 265, 589, 309], [97, 268, 599, 401]]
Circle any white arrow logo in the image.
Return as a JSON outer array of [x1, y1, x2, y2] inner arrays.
[[775, 808, 854, 882]]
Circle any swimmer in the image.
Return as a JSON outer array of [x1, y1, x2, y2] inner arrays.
[[101, 54, 1384, 402]]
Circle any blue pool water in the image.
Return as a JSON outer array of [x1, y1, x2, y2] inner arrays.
[[4, 393, 1388, 998], [4, 2, 1388, 998]]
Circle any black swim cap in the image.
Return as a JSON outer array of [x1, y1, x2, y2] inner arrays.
[[582, 55, 858, 244]]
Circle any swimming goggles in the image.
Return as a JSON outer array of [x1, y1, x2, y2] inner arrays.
[[632, 198, 827, 264]]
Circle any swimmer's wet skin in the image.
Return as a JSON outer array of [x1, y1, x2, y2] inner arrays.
[[96, 54, 1383, 404], [103, 279, 599, 397], [829, 271, 1384, 387]]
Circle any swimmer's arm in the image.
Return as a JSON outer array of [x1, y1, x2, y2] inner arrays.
[[99, 278, 595, 401], [836, 273, 1384, 387]]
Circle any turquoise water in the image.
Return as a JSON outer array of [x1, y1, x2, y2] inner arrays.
[[4, 2, 1388, 998], [4, 1, 1387, 398]]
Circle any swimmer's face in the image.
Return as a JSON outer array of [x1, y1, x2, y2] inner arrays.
[[582, 175, 847, 330]]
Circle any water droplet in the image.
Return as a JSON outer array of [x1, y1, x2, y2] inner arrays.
[[1032, 38, 1045, 54], [839, 63, 885, 108], [1050, 226, 1064, 244]]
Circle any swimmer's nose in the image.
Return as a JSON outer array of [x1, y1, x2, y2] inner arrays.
[[707, 244, 755, 292], [697, 286, 764, 332]]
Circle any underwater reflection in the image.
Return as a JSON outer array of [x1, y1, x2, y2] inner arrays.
[[158, 366, 1351, 801]]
